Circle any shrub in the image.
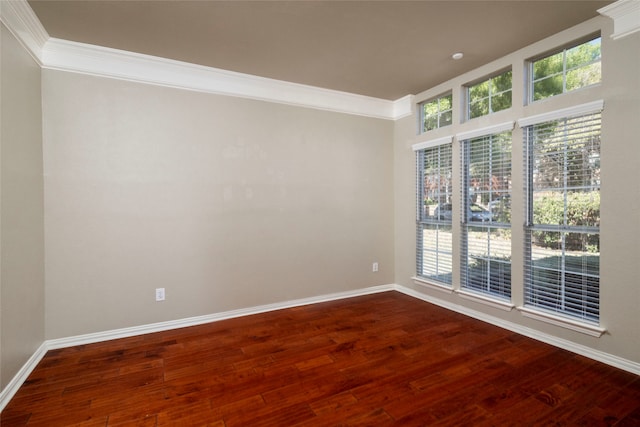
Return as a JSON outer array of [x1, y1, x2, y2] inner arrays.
[[533, 192, 599, 251]]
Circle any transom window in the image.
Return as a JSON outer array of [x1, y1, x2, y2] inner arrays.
[[420, 93, 453, 133], [530, 36, 601, 102], [467, 70, 512, 120]]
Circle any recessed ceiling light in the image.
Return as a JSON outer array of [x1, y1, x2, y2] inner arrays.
[[452, 52, 464, 60]]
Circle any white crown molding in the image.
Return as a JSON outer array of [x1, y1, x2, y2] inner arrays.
[[392, 94, 415, 120], [598, 0, 640, 40], [0, 0, 48, 63], [41, 38, 407, 120], [1, 0, 410, 120]]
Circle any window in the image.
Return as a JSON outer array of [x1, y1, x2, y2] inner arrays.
[[420, 93, 453, 133], [461, 130, 512, 299], [523, 109, 601, 322], [467, 70, 512, 120], [530, 36, 601, 102], [416, 141, 453, 284]]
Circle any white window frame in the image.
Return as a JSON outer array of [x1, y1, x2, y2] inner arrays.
[[413, 137, 454, 287], [528, 35, 602, 104], [519, 101, 603, 324], [466, 69, 513, 121], [458, 123, 514, 301], [419, 92, 453, 134]]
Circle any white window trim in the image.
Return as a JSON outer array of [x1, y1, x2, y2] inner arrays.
[[456, 121, 514, 142], [518, 100, 604, 127], [465, 69, 513, 120], [518, 306, 606, 337], [412, 277, 454, 294], [456, 289, 515, 312], [419, 93, 453, 134], [412, 135, 453, 151]]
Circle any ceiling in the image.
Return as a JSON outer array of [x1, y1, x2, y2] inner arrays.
[[28, 0, 612, 100]]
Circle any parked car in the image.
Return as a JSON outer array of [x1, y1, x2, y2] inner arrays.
[[469, 203, 493, 222], [433, 203, 453, 220], [433, 203, 493, 222]]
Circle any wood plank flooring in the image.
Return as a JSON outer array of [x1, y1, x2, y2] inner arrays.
[[2, 291, 639, 426]]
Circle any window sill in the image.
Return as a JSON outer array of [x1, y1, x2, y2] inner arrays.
[[517, 306, 606, 337], [412, 277, 453, 294], [456, 289, 514, 311]]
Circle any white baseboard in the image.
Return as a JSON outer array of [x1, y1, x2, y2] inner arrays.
[[2, 283, 638, 412], [0, 284, 394, 412], [393, 284, 640, 376], [46, 284, 395, 350], [0, 342, 48, 413]]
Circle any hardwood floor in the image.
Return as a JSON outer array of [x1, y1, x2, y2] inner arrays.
[[2, 291, 639, 426]]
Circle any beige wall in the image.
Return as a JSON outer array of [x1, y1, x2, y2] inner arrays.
[[0, 24, 45, 388], [599, 26, 640, 362], [42, 70, 395, 339], [395, 16, 640, 364]]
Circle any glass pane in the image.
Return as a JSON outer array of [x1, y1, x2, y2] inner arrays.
[[532, 139, 565, 191], [469, 98, 489, 119], [439, 110, 452, 127], [566, 191, 600, 227], [489, 194, 511, 224], [533, 52, 563, 80], [533, 75, 563, 101], [440, 94, 452, 110], [489, 233, 512, 297], [465, 228, 489, 291], [491, 91, 512, 113], [469, 81, 489, 101], [422, 94, 454, 132], [420, 224, 453, 284], [492, 70, 512, 93], [423, 115, 438, 132], [532, 191, 564, 226], [566, 38, 601, 69], [422, 99, 439, 116], [421, 145, 452, 218], [529, 238, 563, 309], [565, 232, 600, 262], [566, 62, 601, 92], [465, 226, 511, 298], [528, 232, 599, 321]]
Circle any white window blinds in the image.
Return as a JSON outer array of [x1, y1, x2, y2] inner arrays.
[[461, 131, 513, 299], [523, 111, 601, 322], [416, 142, 453, 285]]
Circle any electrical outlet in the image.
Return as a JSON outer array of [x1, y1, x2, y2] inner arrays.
[[155, 288, 165, 302], [372, 262, 379, 272]]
